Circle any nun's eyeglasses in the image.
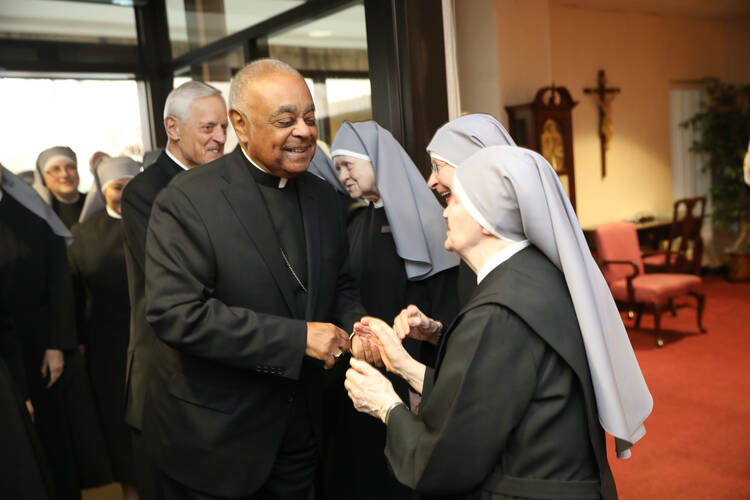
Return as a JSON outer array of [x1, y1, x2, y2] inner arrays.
[[45, 164, 77, 177]]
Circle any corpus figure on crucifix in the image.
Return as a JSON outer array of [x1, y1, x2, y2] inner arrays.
[[584, 70, 620, 177]]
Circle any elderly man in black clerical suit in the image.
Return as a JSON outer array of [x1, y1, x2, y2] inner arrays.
[[121, 80, 228, 499], [142, 59, 363, 499]]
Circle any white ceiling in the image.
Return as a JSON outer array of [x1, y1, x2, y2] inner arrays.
[[549, 0, 750, 20]]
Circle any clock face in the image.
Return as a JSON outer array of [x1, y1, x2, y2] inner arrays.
[[540, 118, 565, 172]]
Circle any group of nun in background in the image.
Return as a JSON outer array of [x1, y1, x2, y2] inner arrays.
[[0, 111, 652, 500]]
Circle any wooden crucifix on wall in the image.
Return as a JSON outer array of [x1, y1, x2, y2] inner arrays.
[[584, 70, 620, 178]]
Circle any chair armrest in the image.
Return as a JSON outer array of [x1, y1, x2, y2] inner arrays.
[[600, 259, 640, 302], [641, 249, 668, 259]]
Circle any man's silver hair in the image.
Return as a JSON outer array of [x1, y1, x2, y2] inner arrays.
[[163, 81, 223, 122], [229, 59, 303, 114]]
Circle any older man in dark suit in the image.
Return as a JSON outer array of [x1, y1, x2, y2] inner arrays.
[[121, 80, 228, 499], [142, 59, 363, 499]]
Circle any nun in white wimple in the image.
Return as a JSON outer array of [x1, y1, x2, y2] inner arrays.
[[322, 121, 461, 500], [33, 146, 85, 229], [67, 156, 141, 497], [345, 146, 652, 499]]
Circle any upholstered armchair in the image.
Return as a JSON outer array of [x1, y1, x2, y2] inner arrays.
[[595, 221, 706, 347]]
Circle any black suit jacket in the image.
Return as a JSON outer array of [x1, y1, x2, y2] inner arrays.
[[142, 147, 364, 497], [121, 151, 183, 430]]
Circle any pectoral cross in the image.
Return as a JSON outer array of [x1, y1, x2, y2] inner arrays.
[[584, 70, 620, 178]]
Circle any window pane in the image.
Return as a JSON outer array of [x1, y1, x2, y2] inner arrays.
[[268, 3, 370, 145], [166, 0, 305, 58], [0, 0, 137, 44], [0, 78, 143, 192]]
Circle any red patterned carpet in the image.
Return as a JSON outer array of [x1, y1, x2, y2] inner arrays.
[[606, 276, 750, 499]]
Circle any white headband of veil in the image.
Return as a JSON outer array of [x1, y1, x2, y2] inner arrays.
[[1, 164, 72, 245], [33, 146, 78, 205], [306, 145, 346, 194], [453, 145, 652, 458], [427, 113, 515, 168], [78, 156, 141, 223], [331, 121, 458, 280]]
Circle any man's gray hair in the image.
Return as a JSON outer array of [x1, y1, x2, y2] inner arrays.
[[229, 59, 303, 114], [163, 81, 223, 121]]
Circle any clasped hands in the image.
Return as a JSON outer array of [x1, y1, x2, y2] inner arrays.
[[345, 305, 440, 422]]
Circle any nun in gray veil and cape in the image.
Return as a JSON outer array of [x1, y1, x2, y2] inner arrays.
[[318, 121, 460, 500], [344, 145, 651, 499], [426, 113, 516, 303], [67, 157, 141, 497]]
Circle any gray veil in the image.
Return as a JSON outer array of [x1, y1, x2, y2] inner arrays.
[[306, 146, 346, 194], [32, 146, 77, 205], [1, 164, 72, 245], [427, 113, 515, 167], [331, 121, 459, 280], [453, 145, 652, 458], [79, 156, 141, 223]]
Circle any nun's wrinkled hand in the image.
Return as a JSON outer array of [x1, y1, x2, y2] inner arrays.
[[41, 349, 64, 388], [351, 331, 383, 367], [355, 317, 413, 376], [345, 357, 401, 422], [393, 305, 442, 345]]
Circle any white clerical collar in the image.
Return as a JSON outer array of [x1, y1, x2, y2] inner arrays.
[[366, 198, 384, 208], [476, 240, 531, 284], [165, 148, 190, 171], [241, 147, 288, 189], [106, 206, 122, 219]]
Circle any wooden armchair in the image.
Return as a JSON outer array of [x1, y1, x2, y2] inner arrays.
[[643, 196, 706, 274], [595, 221, 706, 347]]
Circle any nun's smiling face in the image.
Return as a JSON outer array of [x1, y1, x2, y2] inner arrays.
[[43, 159, 80, 201], [427, 156, 455, 203], [334, 155, 380, 202], [443, 190, 483, 256], [103, 177, 132, 215]]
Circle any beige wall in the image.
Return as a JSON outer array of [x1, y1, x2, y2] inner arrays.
[[494, 0, 552, 124], [454, 0, 502, 119], [455, 1, 750, 227]]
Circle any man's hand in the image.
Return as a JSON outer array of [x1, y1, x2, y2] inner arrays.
[[306, 322, 350, 369], [41, 349, 64, 388], [393, 304, 442, 344]]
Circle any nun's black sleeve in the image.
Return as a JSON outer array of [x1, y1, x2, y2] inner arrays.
[[44, 229, 77, 351], [66, 230, 87, 346], [384, 304, 540, 495]]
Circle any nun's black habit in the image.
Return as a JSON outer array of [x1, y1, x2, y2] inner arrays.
[[1, 167, 111, 500], [319, 121, 460, 500], [67, 157, 140, 482]]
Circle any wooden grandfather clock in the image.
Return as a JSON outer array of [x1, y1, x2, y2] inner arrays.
[[505, 85, 578, 211]]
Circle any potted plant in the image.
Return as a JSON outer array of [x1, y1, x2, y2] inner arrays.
[[682, 78, 750, 280]]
